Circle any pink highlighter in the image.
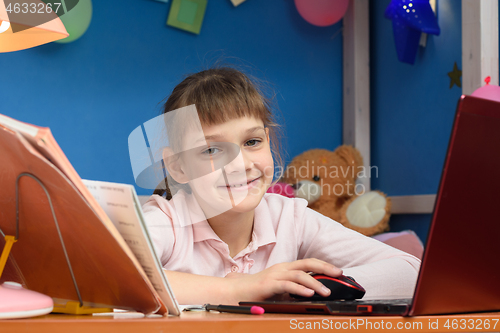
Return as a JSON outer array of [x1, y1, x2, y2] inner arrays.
[[205, 304, 265, 315]]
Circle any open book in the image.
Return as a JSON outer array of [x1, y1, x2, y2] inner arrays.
[[0, 113, 180, 316]]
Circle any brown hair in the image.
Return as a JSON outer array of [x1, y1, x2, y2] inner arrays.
[[154, 67, 283, 199]]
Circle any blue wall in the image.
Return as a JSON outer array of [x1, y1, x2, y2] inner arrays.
[[0, 0, 343, 195], [370, 0, 464, 242], [1, 0, 484, 243]]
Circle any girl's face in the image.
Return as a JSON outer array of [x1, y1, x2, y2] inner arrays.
[[179, 116, 274, 217]]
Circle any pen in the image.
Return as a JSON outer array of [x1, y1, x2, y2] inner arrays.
[[205, 304, 265, 315]]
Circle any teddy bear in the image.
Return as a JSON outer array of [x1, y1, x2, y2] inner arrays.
[[279, 145, 391, 236]]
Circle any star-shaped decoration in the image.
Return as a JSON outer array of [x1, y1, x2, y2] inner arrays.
[[385, 0, 441, 64], [448, 62, 462, 89]]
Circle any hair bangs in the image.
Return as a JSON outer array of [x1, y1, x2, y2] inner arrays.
[[182, 74, 270, 126]]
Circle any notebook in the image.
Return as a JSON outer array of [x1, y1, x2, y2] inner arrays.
[[240, 95, 500, 316]]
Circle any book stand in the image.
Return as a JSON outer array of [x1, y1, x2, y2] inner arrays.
[[0, 173, 112, 315]]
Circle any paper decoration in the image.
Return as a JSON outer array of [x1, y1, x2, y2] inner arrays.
[[294, 0, 350, 27], [55, 0, 93, 44], [385, 0, 440, 64], [167, 0, 207, 35], [0, 0, 69, 52], [447, 62, 462, 89], [230, 0, 246, 6]]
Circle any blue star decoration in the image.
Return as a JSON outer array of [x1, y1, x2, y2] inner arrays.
[[447, 62, 462, 89], [385, 0, 440, 64]]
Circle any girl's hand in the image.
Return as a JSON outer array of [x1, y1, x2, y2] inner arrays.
[[225, 258, 342, 302]]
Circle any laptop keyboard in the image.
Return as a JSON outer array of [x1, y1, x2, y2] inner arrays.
[[319, 298, 412, 305]]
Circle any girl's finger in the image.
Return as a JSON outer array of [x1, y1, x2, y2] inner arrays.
[[285, 258, 342, 277], [274, 280, 316, 297], [275, 270, 331, 297]]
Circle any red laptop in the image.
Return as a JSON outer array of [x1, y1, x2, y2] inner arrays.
[[241, 95, 500, 316]]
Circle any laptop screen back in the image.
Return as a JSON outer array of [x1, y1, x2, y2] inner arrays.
[[410, 95, 500, 316]]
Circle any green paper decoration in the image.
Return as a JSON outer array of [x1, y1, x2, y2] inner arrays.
[[55, 0, 93, 44], [167, 0, 207, 35]]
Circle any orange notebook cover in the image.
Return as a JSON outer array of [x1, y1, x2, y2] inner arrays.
[[0, 116, 167, 315]]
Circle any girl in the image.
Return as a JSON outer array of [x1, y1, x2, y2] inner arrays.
[[143, 67, 420, 305]]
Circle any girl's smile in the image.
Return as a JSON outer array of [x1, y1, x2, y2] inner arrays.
[[218, 176, 261, 191]]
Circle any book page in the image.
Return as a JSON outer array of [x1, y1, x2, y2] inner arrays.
[[0, 114, 40, 137], [82, 179, 180, 316], [0, 113, 69, 173]]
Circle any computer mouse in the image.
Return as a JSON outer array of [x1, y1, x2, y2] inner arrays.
[[290, 274, 366, 301]]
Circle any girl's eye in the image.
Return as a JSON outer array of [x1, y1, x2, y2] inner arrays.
[[245, 139, 262, 147], [202, 147, 221, 155]]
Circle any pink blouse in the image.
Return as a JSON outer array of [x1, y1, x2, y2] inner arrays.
[[143, 192, 421, 298]]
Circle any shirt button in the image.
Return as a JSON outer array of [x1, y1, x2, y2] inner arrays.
[[231, 265, 238, 272]]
